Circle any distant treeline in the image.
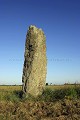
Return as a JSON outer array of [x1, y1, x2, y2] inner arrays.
[[64, 83, 80, 85], [0, 85, 22, 86], [46, 83, 80, 86]]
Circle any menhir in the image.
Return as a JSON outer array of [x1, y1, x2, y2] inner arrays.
[[22, 25, 47, 97]]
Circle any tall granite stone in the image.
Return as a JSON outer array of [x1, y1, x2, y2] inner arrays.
[[22, 25, 47, 97]]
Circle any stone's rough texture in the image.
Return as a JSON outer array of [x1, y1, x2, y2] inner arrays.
[[22, 25, 47, 96]]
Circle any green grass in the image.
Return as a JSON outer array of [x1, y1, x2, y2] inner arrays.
[[0, 85, 80, 102], [36, 86, 80, 102], [0, 90, 23, 102]]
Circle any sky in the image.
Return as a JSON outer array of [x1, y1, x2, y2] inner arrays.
[[0, 0, 80, 85]]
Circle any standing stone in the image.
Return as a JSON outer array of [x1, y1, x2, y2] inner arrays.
[[22, 25, 47, 97]]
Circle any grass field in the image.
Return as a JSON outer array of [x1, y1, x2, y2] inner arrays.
[[0, 84, 79, 102], [46, 84, 80, 90], [0, 84, 80, 120], [0, 84, 79, 91], [0, 85, 22, 91]]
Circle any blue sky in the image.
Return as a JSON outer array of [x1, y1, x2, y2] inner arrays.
[[0, 0, 80, 85]]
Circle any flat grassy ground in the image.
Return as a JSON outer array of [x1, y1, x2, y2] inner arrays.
[[46, 84, 78, 90], [0, 85, 80, 120], [0, 84, 78, 91], [0, 85, 22, 91]]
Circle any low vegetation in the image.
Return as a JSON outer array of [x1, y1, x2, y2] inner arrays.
[[0, 85, 80, 120]]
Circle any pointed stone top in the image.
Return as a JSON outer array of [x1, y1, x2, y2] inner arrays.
[[30, 25, 36, 28], [28, 25, 45, 37], [28, 25, 42, 31]]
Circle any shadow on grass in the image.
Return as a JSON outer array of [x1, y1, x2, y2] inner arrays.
[[13, 90, 24, 99], [13, 86, 80, 102], [37, 87, 80, 102]]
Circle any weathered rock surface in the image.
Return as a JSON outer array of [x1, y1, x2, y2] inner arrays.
[[22, 25, 47, 96]]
